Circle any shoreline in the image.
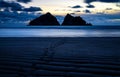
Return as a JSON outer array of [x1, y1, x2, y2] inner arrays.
[[1, 36, 120, 38]]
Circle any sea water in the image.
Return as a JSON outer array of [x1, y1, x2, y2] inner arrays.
[[0, 25, 120, 37]]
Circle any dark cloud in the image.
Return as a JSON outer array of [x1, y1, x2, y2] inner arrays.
[[84, 0, 97, 3], [81, 13, 120, 25], [86, 5, 95, 8], [85, 0, 119, 3], [0, 1, 42, 12], [116, 3, 120, 7], [70, 13, 75, 15], [0, 1, 7, 8], [10, 2, 23, 11], [84, 9, 91, 13], [71, 5, 82, 8], [23, 7, 42, 12], [17, 0, 32, 3], [0, 0, 32, 3], [106, 8, 112, 10], [0, 10, 38, 23], [0, 1, 23, 11], [74, 10, 81, 12]]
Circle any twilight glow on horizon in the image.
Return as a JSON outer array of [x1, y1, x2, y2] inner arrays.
[[0, 0, 120, 15], [0, 0, 120, 25], [23, 0, 120, 15]]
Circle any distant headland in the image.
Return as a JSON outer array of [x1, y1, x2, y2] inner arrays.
[[28, 12, 92, 26]]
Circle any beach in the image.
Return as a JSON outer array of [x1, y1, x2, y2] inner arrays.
[[0, 37, 120, 77], [0, 0, 120, 76]]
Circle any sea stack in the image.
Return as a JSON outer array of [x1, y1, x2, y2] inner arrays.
[[62, 14, 92, 26], [29, 12, 60, 25]]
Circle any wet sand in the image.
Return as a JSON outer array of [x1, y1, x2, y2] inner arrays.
[[0, 37, 120, 77]]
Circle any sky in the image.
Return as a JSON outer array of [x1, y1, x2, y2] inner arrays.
[[0, 0, 120, 25], [0, 0, 120, 15], [22, 0, 120, 15]]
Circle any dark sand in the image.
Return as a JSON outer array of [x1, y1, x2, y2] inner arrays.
[[0, 37, 120, 77]]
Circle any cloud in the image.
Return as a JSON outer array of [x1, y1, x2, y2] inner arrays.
[[84, 9, 91, 13], [81, 13, 120, 25], [10, 2, 23, 11], [0, 1, 23, 11], [74, 10, 81, 12], [17, 0, 32, 3], [106, 8, 112, 10], [85, 0, 119, 3], [70, 13, 75, 15], [23, 7, 42, 12], [0, 9, 39, 23], [84, 0, 97, 3], [71, 5, 82, 8], [0, 0, 32, 3], [0, 1, 42, 12], [86, 5, 95, 8], [0, 0, 43, 24]]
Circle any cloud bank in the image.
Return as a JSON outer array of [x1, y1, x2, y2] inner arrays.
[[0, 1, 42, 12], [85, 0, 119, 3], [0, 0, 42, 23], [86, 5, 95, 8], [84, 9, 91, 13], [17, 0, 32, 3], [23, 7, 42, 12], [81, 13, 120, 25], [71, 5, 82, 8], [0, 1, 23, 11]]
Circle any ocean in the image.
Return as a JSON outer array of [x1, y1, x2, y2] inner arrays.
[[0, 25, 120, 76], [0, 26, 120, 37]]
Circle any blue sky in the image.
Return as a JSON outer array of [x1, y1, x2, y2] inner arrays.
[[0, 0, 120, 25]]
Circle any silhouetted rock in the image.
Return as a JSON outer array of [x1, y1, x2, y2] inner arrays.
[[62, 14, 92, 26], [29, 12, 60, 25]]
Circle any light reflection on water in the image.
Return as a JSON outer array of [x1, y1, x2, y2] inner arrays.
[[0, 29, 120, 37]]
